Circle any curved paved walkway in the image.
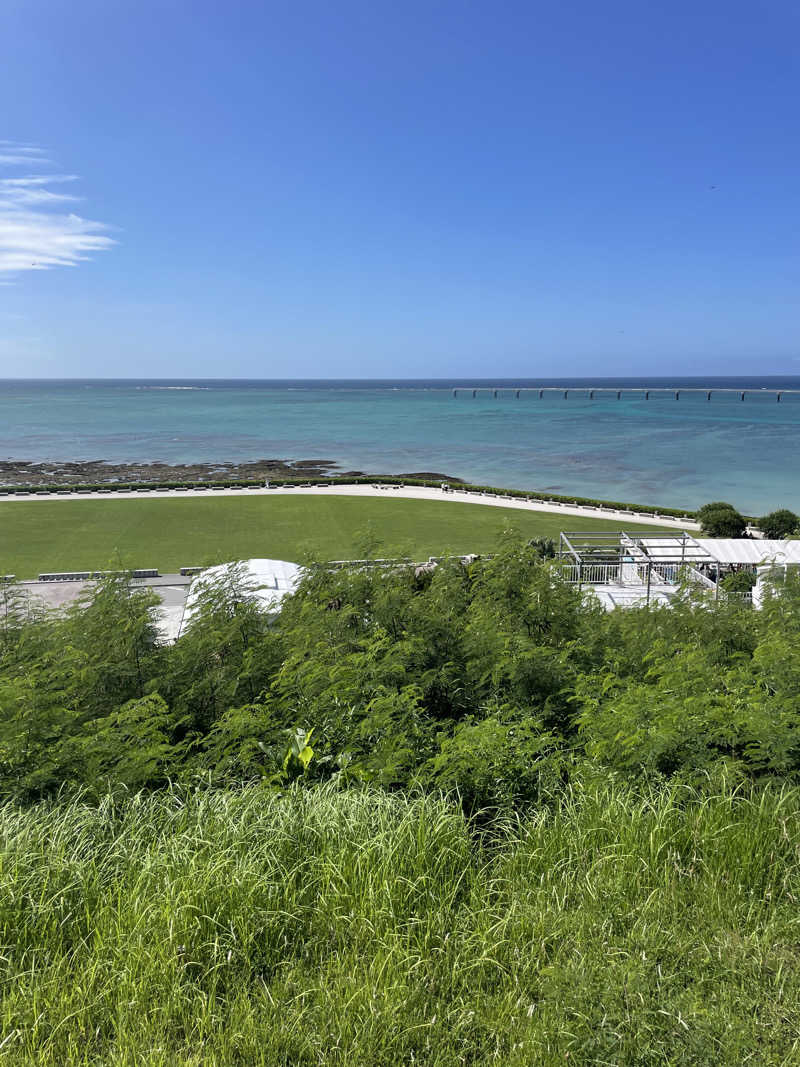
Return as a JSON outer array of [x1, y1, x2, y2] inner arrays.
[[0, 482, 700, 529]]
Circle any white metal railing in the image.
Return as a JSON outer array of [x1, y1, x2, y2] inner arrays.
[[558, 557, 760, 608], [559, 563, 621, 584], [682, 565, 717, 591], [627, 562, 682, 586], [560, 561, 696, 588]]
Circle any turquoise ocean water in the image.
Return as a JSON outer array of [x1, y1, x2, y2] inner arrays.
[[1, 378, 799, 513]]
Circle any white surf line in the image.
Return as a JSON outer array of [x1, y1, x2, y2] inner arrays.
[[0, 482, 700, 529]]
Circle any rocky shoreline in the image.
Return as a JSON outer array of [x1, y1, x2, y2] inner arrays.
[[0, 459, 462, 487]]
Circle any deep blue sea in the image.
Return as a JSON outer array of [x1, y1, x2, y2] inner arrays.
[[1, 378, 799, 513]]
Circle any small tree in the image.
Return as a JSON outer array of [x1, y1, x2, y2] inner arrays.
[[696, 501, 747, 538], [0, 578, 29, 653], [527, 537, 556, 559], [757, 509, 799, 540], [720, 570, 756, 593]]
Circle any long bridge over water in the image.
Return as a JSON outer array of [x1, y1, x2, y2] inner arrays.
[[451, 386, 800, 401]]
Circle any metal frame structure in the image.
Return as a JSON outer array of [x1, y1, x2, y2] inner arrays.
[[557, 530, 720, 605]]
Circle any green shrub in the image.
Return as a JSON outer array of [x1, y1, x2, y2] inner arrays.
[[421, 710, 565, 811], [4, 539, 800, 802], [720, 569, 757, 593], [697, 501, 748, 538], [0, 474, 697, 517], [757, 508, 799, 540]]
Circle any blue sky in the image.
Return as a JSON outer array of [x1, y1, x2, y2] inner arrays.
[[1, 0, 799, 378]]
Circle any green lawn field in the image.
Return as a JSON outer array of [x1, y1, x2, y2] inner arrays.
[[0, 495, 675, 577]]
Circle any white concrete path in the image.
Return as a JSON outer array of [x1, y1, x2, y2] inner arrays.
[[0, 482, 700, 529]]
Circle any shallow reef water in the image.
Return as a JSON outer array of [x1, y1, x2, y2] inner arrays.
[[1, 377, 799, 512]]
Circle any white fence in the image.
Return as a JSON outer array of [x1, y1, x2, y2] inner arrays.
[[559, 560, 726, 590], [559, 563, 621, 584], [559, 561, 684, 586]]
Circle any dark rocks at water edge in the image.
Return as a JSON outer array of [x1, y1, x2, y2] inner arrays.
[[0, 458, 340, 486], [0, 459, 463, 487]]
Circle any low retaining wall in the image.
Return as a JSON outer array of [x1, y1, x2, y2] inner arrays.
[[37, 568, 160, 582]]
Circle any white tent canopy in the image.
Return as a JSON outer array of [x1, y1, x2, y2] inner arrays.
[[694, 539, 800, 566], [181, 558, 302, 634], [635, 536, 800, 567]]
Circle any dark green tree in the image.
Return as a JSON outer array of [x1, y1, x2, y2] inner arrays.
[[757, 509, 799, 540], [697, 501, 748, 538]]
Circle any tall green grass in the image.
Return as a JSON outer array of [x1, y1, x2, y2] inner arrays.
[[1, 781, 799, 1065]]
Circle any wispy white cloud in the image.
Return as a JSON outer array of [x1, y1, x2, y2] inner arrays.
[[1, 174, 79, 186], [0, 155, 47, 166], [0, 143, 115, 274], [1, 177, 80, 207], [0, 143, 49, 166]]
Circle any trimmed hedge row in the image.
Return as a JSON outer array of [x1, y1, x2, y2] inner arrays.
[[0, 474, 701, 518]]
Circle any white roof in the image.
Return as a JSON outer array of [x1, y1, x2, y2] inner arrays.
[[634, 535, 800, 567], [181, 558, 302, 632], [589, 586, 675, 611], [694, 539, 800, 565]]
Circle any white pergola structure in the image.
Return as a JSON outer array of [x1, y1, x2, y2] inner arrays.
[[558, 530, 800, 609]]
